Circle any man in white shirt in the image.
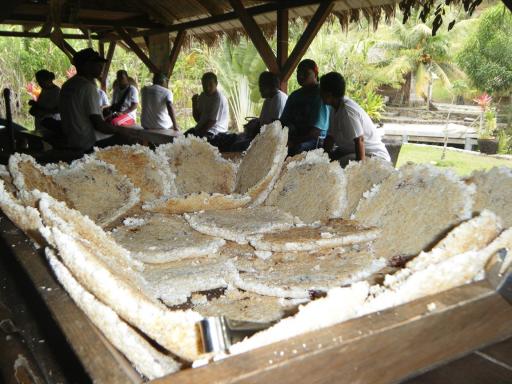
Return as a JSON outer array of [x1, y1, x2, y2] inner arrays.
[[141, 73, 179, 131], [59, 48, 125, 151], [320, 72, 390, 167], [188, 72, 229, 138], [259, 71, 288, 125], [230, 71, 288, 151]]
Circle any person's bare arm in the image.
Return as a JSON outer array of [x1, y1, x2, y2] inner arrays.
[[166, 101, 180, 131], [323, 135, 335, 153], [195, 120, 216, 136], [90, 114, 119, 134], [123, 102, 138, 114], [354, 136, 365, 161], [192, 95, 200, 122]]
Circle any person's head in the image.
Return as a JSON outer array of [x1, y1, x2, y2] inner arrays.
[[320, 72, 346, 107], [116, 70, 130, 88], [153, 72, 168, 87], [72, 48, 107, 79], [201, 72, 218, 95], [297, 59, 319, 87], [258, 71, 280, 99], [35, 70, 55, 89]]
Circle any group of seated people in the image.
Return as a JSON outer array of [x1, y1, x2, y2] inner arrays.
[[28, 47, 390, 165]]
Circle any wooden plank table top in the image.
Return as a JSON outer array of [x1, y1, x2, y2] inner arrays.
[[119, 125, 180, 145], [0, 212, 511, 384]]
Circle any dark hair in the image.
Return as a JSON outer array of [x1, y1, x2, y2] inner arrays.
[[320, 72, 346, 98], [202, 72, 218, 84], [298, 59, 317, 71], [153, 72, 168, 85], [116, 69, 128, 79], [35, 69, 55, 83], [259, 71, 280, 89]]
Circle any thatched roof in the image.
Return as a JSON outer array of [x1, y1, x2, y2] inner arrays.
[[1, 0, 399, 45]]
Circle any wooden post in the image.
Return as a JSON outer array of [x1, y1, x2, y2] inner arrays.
[[229, 0, 278, 73], [276, 6, 289, 92], [3, 88, 16, 152], [281, 1, 334, 83], [98, 41, 105, 58], [168, 30, 187, 78], [148, 33, 171, 75], [101, 42, 116, 91], [116, 27, 160, 74]]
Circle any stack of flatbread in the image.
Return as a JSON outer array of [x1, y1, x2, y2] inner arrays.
[[1, 121, 510, 380]]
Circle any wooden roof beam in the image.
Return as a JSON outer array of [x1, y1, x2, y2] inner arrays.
[[49, 28, 77, 62], [132, 0, 330, 37], [229, 0, 278, 73], [193, 0, 225, 16], [281, 0, 335, 82], [0, 0, 23, 23], [168, 30, 187, 77], [116, 27, 160, 73], [0, 30, 100, 39]]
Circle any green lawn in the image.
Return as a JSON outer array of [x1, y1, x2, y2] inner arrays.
[[396, 144, 512, 176]]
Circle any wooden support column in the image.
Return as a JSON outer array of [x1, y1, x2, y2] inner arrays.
[[277, 6, 289, 92], [229, 0, 279, 73], [116, 27, 160, 73], [148, 33, 171, 75], [100, 42, 116, 91], [168, 30, 187, 77], [281, 0, 334, 82], [98, 41, 105, 58]]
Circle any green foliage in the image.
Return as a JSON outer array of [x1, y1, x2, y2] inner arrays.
[[457, 5, 512, 95]]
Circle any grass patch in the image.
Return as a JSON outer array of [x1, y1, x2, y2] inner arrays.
[[396, 144, 512, 176]]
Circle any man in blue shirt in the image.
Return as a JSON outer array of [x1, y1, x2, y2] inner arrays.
[[280, 59, 330, 155]]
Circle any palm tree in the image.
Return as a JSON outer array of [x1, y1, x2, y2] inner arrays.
[[374, 11, 475, 109]]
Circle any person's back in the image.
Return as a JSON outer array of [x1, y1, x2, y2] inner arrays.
[[260, 89, 287, 125], [196, 90, 229, 134], [141, 83, 173, 130], [60, 74, 100, 150]]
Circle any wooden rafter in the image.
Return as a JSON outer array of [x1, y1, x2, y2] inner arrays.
[[0, 31, 99, 39], [281, 0, 335, 82], [126, 0, 175, 26], [192, 0, 225, 16], [49, 28, 77, 62], [229, 0, 278, 73], [133, 0, 326, 37], [168, 30, 187, 77], [503, 0, 512, 12], [0, 0, 23, 23], [116, 27, 160, 73]]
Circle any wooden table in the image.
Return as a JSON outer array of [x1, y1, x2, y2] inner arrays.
[[119, 125, 179, 146], [0, 214, 511, 384]]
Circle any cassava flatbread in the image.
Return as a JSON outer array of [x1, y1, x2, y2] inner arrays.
[[352, 164, 474, 261], [142, 192, 250, 214], [234, 121, 288, 206], [466, 167, 512, 227], [46, 249, 180, 379], [232, 245, 386, 299], [265, 149, 347, 223], [193, 288, 298, 323], [229, 282, 370, 356], [51, 158, 140, 227], [0, 164, 16, 195], [184, 206, 297, 244], [342, 157, 396, 218], [0, 180, 44, 244], [141, 256, 238, 306], [8, 153, 70, 206], [157, 136, 236, 195], [37, 193, 143, 273], [111, 213, 226, 264], [45, 227, 202, 361], [248, 219, 380, 252], [93, 145, 176, 201]]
